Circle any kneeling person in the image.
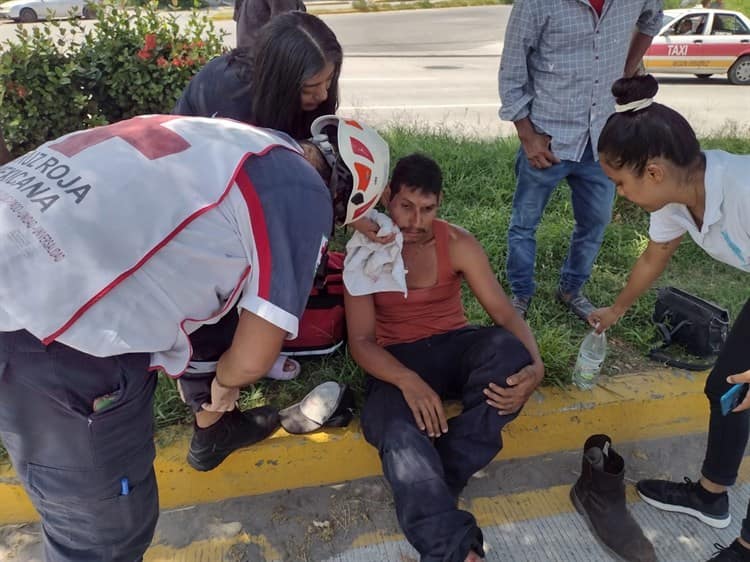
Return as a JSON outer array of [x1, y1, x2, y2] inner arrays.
[[345, 154, 545, 562]]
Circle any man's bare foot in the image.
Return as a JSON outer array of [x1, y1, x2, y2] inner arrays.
[[464, 550, 484, 562]]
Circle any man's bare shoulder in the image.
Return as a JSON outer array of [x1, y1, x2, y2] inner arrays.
[[444, 221, 488, 269], [444, 221, 479, 247]]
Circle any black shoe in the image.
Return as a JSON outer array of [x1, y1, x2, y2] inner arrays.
[[511, 295, 531, 319], [571, 434, 657, 562], [556, 289, 596, 322], [637, 476, 731, 528], [187, 406, 280, 472], [709, 540, 750, 561]]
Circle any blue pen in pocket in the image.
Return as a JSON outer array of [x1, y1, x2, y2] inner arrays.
[[120, 477, 130, 496]]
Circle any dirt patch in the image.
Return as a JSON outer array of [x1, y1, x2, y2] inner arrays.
[[602, 337, 656, 377]]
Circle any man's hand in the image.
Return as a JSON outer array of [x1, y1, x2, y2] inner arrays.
[[588, 306, 624, 334], [201, 377, 240, 412], [399, 374, 448, 437], [727, 369, 750, 413], [351, 216, 396, 244], [484, 362, 544, 415], [519, 130, 560, 170]]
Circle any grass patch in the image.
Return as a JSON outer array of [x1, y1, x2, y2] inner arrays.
[[1, 131, 748, 463], [152, 130, 749, 430]]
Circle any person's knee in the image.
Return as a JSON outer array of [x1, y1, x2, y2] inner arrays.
[[468, 328, 532, 385], [509, 196, 547, 232]]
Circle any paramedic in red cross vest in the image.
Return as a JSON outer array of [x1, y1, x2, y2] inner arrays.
[[0, 113, 389, 562]]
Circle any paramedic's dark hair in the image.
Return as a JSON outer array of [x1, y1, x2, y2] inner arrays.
[[245, 12, 342, 140], [598, 75, 702, 176], [390, 154, 443, 197]]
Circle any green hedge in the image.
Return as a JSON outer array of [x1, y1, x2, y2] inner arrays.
[[0, 1, 226, 157]]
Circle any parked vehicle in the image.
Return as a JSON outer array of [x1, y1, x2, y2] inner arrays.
[[643, 8, 750, 85], [0, 0, 97, 22]]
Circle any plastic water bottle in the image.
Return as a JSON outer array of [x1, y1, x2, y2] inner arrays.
[[572, 329, 607, 390]]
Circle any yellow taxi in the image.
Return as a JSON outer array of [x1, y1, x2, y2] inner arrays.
[[643, 8, 750, 84]]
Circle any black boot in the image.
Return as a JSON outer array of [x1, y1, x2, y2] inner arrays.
[[187, 406, 280, 471], [570, 434, 657, 562]]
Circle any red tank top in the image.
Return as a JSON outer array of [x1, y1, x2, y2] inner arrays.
[[374, 220, 468, 346]]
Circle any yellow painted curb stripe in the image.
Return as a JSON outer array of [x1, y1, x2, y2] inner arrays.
[[0, 369, 709, 525], [145, 531, 280, 562]]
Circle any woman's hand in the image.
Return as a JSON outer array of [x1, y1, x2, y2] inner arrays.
[[588, 306, 625, 334]]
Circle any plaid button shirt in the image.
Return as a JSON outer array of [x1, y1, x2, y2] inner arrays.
[[498, 0, 663, 162]]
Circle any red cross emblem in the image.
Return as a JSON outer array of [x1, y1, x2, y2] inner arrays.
[[50, 115, 191, 160]]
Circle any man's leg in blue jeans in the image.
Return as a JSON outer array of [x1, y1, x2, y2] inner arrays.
[[436, 326, 533, 495], [0, 330, 158, 562], [558, 143, 615, 297], [506, 147, 571, 300]]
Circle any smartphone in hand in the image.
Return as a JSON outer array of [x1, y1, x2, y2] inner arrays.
[[720, 383, 748, 416]]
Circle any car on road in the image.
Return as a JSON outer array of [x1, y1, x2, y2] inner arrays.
[[0, 0, 96, 22], [643, 8, 750, 85]]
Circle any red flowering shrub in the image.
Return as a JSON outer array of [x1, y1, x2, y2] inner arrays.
[[75, 3, 225, 122], [0, 1, 225, 156]]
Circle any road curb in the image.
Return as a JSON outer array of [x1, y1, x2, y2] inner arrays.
[[0, 368, 709, 525]]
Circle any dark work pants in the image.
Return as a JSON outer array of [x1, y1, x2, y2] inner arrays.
[[699, 299, 750, 540], [0, 330, 159, 562], [178, 310, 239, 413], [361, 326, 533, 562]]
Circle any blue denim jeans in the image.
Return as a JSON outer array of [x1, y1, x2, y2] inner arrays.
[[506, 141, 615, 299]]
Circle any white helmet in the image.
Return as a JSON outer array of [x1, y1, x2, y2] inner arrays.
[[309, 115, 389, 226]]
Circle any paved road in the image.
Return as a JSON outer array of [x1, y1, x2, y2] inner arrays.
[[1, 6, 747, 138], [4, 433, 750, 561]]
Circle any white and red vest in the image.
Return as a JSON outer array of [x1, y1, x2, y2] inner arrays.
[[0, 115, 300, 346]]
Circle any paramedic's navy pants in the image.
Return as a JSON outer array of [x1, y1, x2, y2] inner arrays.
[[360, 326, 533, 562], [0, 330, 159, 562]]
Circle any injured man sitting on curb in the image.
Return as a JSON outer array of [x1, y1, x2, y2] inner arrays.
[[344, 153, 545, 562]]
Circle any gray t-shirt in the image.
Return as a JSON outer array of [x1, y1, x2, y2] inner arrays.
[[235, 0, 306, 48]]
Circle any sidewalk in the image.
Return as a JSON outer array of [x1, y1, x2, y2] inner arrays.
[[0, 368, 722, 560]]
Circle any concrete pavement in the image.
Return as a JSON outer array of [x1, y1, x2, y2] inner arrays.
[[1, 368, 737, 561], [3, 432, 748, 561]]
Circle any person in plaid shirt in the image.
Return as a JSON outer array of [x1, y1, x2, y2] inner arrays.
[[498, 0, 663, 322]]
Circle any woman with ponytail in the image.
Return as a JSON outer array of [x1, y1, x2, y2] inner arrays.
[[590, 74, 750, 562]]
